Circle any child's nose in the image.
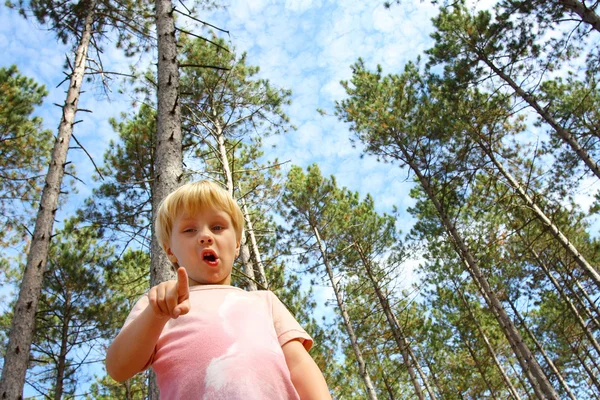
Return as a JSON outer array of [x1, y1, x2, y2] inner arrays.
[[198, 235, 213, 245]]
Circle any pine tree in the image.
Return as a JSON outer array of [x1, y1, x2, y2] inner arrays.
[[1, 0, 153, 395], [0, 65, 52, 248]]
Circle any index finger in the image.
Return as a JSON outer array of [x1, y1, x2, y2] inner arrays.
[[177, 267, 189, 300]]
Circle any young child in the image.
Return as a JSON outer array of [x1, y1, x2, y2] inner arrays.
[[106, 180, 331, 399]]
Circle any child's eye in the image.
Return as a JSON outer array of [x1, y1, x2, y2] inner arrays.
[[212, 225, 224, 231], [183, 228, 196, 233]]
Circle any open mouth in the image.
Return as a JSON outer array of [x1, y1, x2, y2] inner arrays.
[[202, 250, 219, 265]]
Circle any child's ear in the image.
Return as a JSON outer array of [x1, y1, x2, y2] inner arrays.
[[166, 247, 178, 263], [235, 241, 240, 258]]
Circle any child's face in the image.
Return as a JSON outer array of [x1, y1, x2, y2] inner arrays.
[[166, 207, 240, 286]]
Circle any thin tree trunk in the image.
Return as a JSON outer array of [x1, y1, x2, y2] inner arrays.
[[509, 362, 534, 400], [561, 260, 600, 321], [531, 249, 600, 358], [0, 2, 96, 397], [560, 271, 600, 332], [238, 185, 268, 287], [476, 136, 600, 289], [380, 368, 397, 400], [477, 51, 600, 181], [572, 342, 600, 392], [312, 226, 378, 400], [212, 117, 258, 290], [455, 285, 522, 400], [53, 294, 70, 400], [150, 0, 184, 397], [400, 146, 559, 399], [355, 243, 430, 400], [459, 331, 499, 400], [422, 354, 444, 399], [506, 296, 577, 400], [406, 344, 438, 400], [558, 0, 600, 33]]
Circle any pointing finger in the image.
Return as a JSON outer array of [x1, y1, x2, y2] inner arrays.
[[177, 267, 189, 302]]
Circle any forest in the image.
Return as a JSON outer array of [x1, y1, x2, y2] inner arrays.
[[0, 0, 599, 398]]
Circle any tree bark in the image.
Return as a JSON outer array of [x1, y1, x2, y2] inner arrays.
[[399, 146, 559, 399], [531, 249, 600, 359], [558, 0, 600, 33], [150, 0, 184, 397], [455, 285, 522, 400], [355, 243, 430, 400], [0, 2, 96, 397], [458, 331, 499, 400], [151, 0, 183, 287], [53, 292, 71, 400], [572, 342, 600, 392], [476, 50, 600, 181], [239, 188, 268, 287], [312, 226, 378, 400], [211, 115, 259, 290], [561, 260, 600, 321], [506, 296, 577, 400], [475, 135, 600, 289]]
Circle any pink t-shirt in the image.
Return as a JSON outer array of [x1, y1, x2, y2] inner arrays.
[[123, 285, 313, 399]]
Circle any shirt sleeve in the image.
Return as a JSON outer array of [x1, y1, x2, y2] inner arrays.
[[121, 293, 156, 369], [269, 291, 314, 351]]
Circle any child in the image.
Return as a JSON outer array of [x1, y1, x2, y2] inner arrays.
[[106, 180, 331, 399]]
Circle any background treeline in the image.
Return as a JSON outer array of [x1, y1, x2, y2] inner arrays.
[[1, 0, 599, 399]]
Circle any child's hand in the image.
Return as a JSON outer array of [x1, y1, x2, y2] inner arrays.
[[148, 267, 191, 319]]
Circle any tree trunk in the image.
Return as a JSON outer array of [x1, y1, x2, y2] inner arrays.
[[476, 135, 600, 289], [455, 285, 522, 400], [476, 51, 600, 181], [151, 0, 183, 287], [572, 342, 600, 392], [150, 0, 184, 397], [422, 355, 445, 399], [355, 243, 430, 400], [459, 331, 499, 400], [53, 293, 71, 400], [399, 146, 559, 399], [212, 116, 258, 290], [0, 2, 96, 397], [380, 367, 397, 400], [406, 345, 438, 400], [312, 226, 378, 400], [531, 249, 600, 358], [509, 362, 534, 400], [238, 187, 268, 287], [506, 297, 577, 400], [561, 260, 600, 321], [558, 0, 600, 33]]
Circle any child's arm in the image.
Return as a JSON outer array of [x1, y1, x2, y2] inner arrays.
[[106, 267, 190, 382], [282, 339, 332, 400]]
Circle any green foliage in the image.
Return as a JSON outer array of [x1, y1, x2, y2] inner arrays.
[[0, 65, 52, 246], [6, 0, 154, 56], [24, 218, 116, 398]]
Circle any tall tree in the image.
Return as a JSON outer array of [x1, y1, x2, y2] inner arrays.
[[26, 219, 116, 399], [1, 0, 152, 395], [0, 65, 52, 249], [427, 1, 600, 186], [336, 60, 560, 399], [178, 35, 292, 289], [333, 188, 434, 400], [281, 164, 379, 400]]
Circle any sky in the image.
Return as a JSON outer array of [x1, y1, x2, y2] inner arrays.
[[2, 0, 598, 396]]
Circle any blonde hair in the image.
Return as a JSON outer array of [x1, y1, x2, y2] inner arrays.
[[155, 180, 244, 252]]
